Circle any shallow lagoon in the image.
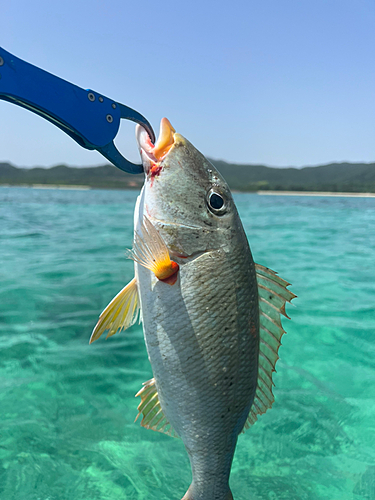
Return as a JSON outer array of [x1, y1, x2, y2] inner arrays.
[[0, 187, 374, 500]]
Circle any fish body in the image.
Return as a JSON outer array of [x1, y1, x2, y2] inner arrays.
[[134, 139, 259, 499], [91, 119, 295, 500]]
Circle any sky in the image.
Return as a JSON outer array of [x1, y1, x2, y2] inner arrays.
[[1, 0, 375, 168]]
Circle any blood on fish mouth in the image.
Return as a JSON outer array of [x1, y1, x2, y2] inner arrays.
[[150, 163, 163, 179], [136, 118, 176, 176]]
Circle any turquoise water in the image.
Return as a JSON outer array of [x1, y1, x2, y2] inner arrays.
[[0, 186, 374, 500]]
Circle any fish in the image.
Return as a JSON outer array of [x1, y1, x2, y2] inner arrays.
[[90, 118, 296, 500]]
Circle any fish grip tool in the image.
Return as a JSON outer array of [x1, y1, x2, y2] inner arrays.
[[0, 47, 155, 174]]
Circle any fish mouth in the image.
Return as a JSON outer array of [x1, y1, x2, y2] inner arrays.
[[136, 117, 176, 174]]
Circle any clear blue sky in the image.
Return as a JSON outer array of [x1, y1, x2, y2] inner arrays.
[[1, 0, 375, 168]]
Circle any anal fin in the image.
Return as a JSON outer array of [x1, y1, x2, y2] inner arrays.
[[135, 378, 179, 438], [90, 277, 140, 343]]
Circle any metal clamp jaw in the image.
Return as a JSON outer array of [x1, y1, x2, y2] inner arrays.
[[0, 47, 154, 174]]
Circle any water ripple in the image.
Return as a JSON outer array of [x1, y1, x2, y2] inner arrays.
[[0, 187, 374, 499]]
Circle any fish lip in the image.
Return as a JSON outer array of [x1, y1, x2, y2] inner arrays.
[[136, 125, 157, 174], [136, 118, 176, 174]]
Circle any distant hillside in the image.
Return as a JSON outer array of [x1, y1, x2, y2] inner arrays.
[[213, 160, 375, 192], [1, 160, 375, 192], [0, 163, 144, 190]]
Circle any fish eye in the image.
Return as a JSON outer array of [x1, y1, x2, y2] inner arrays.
[[210, 193, 224, 209], [207, 190, 226, 215]]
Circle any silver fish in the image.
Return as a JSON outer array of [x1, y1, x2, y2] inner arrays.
[[91, 118, 295, 500]]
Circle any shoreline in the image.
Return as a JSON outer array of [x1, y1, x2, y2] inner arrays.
[[31, 184, 91, 190], [0, 184, 92, 190], [257, 190, 375, 198]]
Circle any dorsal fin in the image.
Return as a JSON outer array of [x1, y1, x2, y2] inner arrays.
[[242, 264, 296, 432], [135, 378, 179, 438]]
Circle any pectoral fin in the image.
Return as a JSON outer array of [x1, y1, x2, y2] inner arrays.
[[90, 277, 140, 343], [130, 216, 179, 285]]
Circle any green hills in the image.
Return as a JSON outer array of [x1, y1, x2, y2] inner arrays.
[[1, 160, 375, 192]]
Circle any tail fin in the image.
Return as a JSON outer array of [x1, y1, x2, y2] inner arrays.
[[182, 485, 233, 500]]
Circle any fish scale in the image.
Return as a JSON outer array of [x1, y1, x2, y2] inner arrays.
[[135, 226, 259, 500], [90, 120, 295, 500]]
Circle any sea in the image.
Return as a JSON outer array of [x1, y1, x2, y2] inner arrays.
[[0, 186, 374, 500]]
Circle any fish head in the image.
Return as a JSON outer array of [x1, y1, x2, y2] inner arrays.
[[136, 118, 243, 257]]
